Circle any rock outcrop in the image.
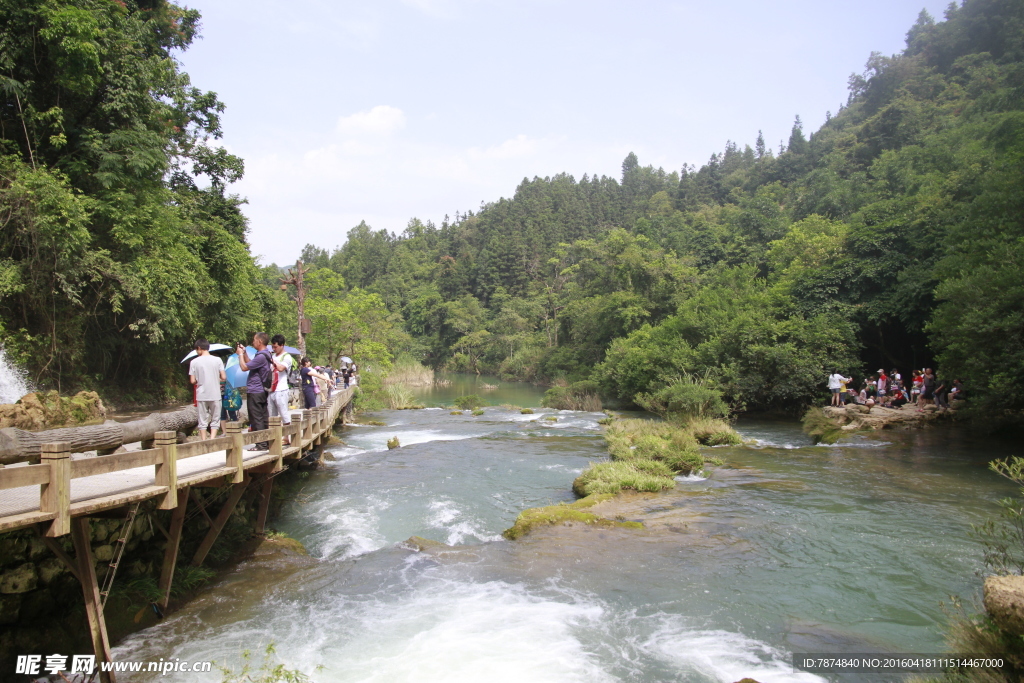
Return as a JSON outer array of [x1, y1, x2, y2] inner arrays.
[[984, 575, 1024, 636], [822, 403, 951, 432], [0, 391, 106, 431]]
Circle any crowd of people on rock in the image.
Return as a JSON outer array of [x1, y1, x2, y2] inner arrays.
[[827, 367, 965, 411], [187, 332, 359, 451]]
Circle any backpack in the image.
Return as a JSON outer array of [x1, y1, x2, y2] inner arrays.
[[288, 362, 300, 388], [258, 349, 275, 392]]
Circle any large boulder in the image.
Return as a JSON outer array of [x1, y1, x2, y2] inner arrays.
[[984, 575, 1024, 635]]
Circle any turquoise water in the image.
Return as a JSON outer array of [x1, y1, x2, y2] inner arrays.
[[115, 379, 1017, 682]]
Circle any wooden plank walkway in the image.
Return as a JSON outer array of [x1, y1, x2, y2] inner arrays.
[[0, 389, 352, 535]]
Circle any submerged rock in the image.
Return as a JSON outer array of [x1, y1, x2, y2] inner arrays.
[[387, 436, 400, 449], [402, 536, 449, 552]]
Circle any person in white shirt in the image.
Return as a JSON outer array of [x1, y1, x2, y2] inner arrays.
[[827, 370, 852, 407], [189, 338, 226, 439], [268, 334, 295, 445]]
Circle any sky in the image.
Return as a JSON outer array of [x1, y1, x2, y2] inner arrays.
[[175, 0, 952, 266]]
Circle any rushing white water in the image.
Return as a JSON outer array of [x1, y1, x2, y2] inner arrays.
[[0, 346, 30, 404]]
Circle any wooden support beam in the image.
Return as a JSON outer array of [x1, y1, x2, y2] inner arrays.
[[151, 515, 169, 541], [34, 524, 81, 583], [153, 431, 178, 510], [40, 442, 70, 537], [224, 421, 244, 484], [71, 517, 116, 682], [158, 486, 189, 610], [191, 481, 247, 567], [254, 477, 273, 535], [189, 489, 215, 527]]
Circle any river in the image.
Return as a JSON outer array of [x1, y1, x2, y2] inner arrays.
[[115, 375, 1017, 682]]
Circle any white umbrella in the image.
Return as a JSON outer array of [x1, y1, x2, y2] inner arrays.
[[340, 356, 353, 363], [180, 343, 233, 363]]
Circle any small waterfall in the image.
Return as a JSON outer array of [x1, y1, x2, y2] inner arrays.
[[0, 347, 31, 404]]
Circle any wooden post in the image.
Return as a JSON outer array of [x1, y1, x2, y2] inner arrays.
[[224, 421, 244, 484], [158, 486, 189, 609], [301, 410, 313, 449], [40, 442, 71, 537], [191, 481, 248, 566], [71, 517, 116, 682], [153, 431, 177, 510], [255, 477, 273, 535], [268, 416, 283, 473]]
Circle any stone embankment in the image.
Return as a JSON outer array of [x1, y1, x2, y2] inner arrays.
[[823, 403, 952, 432]]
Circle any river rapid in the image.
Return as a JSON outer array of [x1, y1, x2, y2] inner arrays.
[[116, 376, 1017, 682]]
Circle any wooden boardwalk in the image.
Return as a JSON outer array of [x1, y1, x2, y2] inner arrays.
[[0, 388, 352, 534], [0, 389, 353, 682]]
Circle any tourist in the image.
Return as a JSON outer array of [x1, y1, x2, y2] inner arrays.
[[237, 333, 273, 451], [876, 369, 888, 398], [918, 368, 936, 410], [890, 386, 908, 409], [911, 370, 923, 404], [934, 375, 950, 411], [189, 339, 226, 440], [299, 357, 331, 409], [269, 334, 294, 445], [221, 380, 241, 423], [349, 363, 359, 387], [951, 379, 966, 401], [827, 370, 851, 407]]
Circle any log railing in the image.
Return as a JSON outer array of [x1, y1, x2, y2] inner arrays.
[[0, 390, 351, 536]]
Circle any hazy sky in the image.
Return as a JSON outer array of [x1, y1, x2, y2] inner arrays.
[[176, 0, 950, 266]]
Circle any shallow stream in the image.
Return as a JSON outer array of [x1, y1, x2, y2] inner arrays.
[[116, 375, 1018, 682]]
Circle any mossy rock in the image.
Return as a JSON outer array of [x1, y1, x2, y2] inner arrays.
[[503, 494, 641, 540], [0, 390, 106, 430], [520, 408, 534, 414], [543, 416, 558, 422], [450, 410, 463, 415], [472, 409, 485, 416], [802, 407, 845, 444], [387, 436, 400, 449]]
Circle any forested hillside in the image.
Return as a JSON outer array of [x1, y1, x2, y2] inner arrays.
[[0, 0, 281, 399], [294, 0, 1024, 420], [1, 0, 1021, 424]]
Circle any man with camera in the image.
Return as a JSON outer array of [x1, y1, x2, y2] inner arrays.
[[236, 332, 273, 451]]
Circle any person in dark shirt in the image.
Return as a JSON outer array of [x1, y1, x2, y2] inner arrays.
[[237, 332, 273, 450], [299, 357, 331, 409]]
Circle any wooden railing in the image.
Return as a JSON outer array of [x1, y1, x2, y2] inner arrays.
[[0, 390, 352, 536]]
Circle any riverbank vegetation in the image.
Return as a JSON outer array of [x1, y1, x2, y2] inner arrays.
[[2, 0, 1022, 431]]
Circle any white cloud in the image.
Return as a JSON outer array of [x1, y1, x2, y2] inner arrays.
[[336, 105, 406, 136], [469, 134, 539, 160]]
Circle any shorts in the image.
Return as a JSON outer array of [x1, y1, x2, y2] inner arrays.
[[268, 390, 292, 424], [830, 388, 840, 394], [196, 401, 220, 431]]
